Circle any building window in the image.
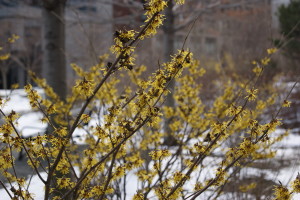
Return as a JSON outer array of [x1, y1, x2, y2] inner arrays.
[[78, 6, 97, 12]]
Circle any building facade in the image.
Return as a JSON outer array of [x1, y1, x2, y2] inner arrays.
[[0, 0, 112, 89], [0, 0, 290, 89]]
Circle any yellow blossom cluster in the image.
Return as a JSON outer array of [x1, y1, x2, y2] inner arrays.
[[8, 34, 20, 43], [0, 53, 10, 60], [149, 149, 171, 160], [239, 182, 257, 192], [292, 176, 300, 193], [272, 185, 291, 200]]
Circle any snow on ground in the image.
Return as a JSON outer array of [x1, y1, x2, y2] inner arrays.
[[0, 88, 44, 114], [0, 172, 47, 200], [0, 89, 300, 199], [276, 128, 300, 148], [0, 89, 47, 138], [275, 129, 300, 200], [16, 112, 47, 137]]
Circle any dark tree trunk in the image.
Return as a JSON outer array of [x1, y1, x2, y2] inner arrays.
[[163, 0, 175, 109], [42, 1, 71, 200], [164, 1, 175, 62], [163, 0, 178, 146], [0, 68, 8, 90], [42, 0, 67, 100]]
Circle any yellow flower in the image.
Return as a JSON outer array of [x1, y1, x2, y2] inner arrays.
[[249, 119, 258, 127], [214, 167, 228, 186], [267, 48, 277, 55], [71, 63, 85, 77], [75, 78, 95, 97], [149, 149, 171, 160], [6, 110, 19, 122], [194, 142, 205, 153], [136, 169, 151, 181], [266, 119, 282, 133], [141, 14, 165, 38], [194, 182, 203, 191], [113, 166, 126, 179], [133, 193, 144, 200], [273, 185, 291, 200], [114, 30, 136, 43], [292, 175, 300, 193], [145, 0, 168, 15], [56, 177, 73, 189], [226, 104, 242, 116], [246, 88, 258, 101], [17, 178, 26, 186], [83, 157, 97, 168], [261, 57, 271, 66], [54, 127, 68, 137], [0, 53, 10, 60], [239, 138, 258, 156], [173, 171, 186, 183], [11, 83, 19, 89], [175, 0, 185, 4], [56, 159, 70, 174], [282, 100, 291, 107], [8, 34, 20, 43], [81, 114, 91, 123], [239, 182, 257, 192], [252, 66, 263, 76]]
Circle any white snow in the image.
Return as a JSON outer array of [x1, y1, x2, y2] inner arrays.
[[0, 172, 47, 200]]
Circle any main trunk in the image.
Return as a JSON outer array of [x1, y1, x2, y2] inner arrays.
[[42, 0, 67, 100], [163, 0, 177, 146], [42, 1, 70, 199]]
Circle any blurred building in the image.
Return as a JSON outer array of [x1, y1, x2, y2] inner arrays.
[[0, 0, 112, 89], [65, 0, 112, 85], [111, 0, 289, 68], [173, 0, 274, 63], [184, 0, 290, 63], [0, 0, 41, 89], [112, 0, 145, 29], [0, 0, 291, 89]]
